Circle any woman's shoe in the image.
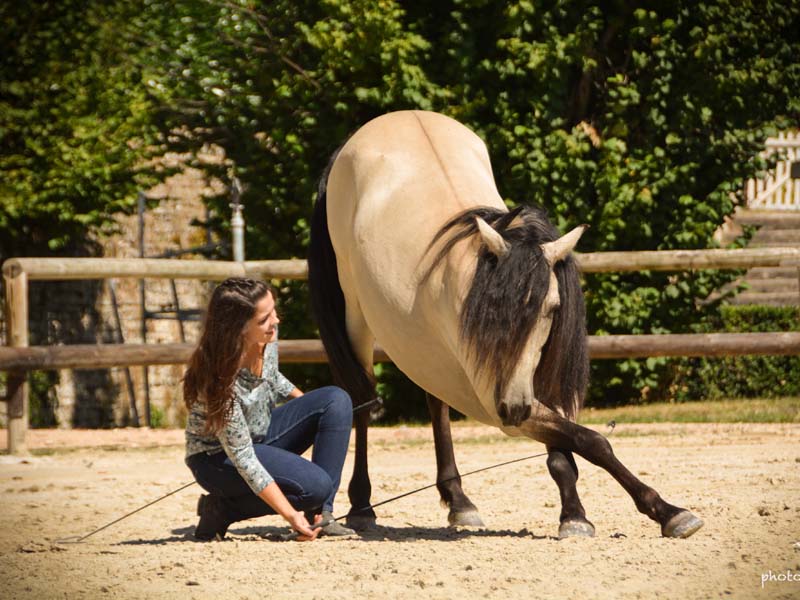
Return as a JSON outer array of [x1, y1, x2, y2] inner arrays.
[[318, 511, 356, 537], [195, 494, 232, 541]]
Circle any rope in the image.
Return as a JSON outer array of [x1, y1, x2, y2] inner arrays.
[[55, 481, 196, 544]]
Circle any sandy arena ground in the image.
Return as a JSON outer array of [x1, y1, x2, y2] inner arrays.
[[1, 422, 799, 599]]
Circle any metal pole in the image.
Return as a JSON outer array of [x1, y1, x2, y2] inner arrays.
[[170, 280, 186, 343], [137, 192, 151, 427], [205, 205, 212, 247], [230, 176, 245, 262], [108, 279, 139, 426]]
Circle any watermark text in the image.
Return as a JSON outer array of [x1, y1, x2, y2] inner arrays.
[[761, 569, 800, 589]]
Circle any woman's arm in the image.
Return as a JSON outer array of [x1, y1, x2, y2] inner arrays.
[[265, 340, 302, 402], [218, 401, 319, 540]]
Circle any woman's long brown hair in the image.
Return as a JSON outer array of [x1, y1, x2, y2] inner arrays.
[[183, 277, 272, 435]]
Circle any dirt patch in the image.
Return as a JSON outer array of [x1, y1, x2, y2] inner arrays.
[[2, 423, 799, 599]]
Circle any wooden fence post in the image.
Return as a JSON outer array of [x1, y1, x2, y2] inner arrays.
[[4, 266, 29, 454]]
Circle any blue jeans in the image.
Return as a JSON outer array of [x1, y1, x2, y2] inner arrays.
[[187, 386, 352, 522]]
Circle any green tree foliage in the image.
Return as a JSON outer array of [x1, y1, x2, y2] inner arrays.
[[131, 0, 440, 260], [127, 0, 444, 399], [419, 1, 799, 404], [0, 1, 161, 259], [136, 0, 797, 407], [3, 1, 798, 415], [671, 305, 800, 400]]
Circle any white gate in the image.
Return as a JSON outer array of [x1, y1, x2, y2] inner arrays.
[[745, 131, 800, 211]]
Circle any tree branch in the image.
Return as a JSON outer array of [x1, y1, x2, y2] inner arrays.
[[203, 0, 322, 90]]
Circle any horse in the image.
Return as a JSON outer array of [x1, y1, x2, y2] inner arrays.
[[308, 110, 703, 539]]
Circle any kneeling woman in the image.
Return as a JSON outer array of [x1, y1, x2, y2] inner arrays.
[[184, 277, 354, 541]]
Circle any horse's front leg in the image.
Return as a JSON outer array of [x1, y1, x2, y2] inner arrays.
[[546, 446, 594, 538], [426, 393, 484, 527], [520, 406, 703, 538]]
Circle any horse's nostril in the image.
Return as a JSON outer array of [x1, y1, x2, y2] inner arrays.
[[497, 402, 508, 421]]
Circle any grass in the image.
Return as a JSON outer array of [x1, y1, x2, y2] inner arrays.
[[373, 397, 800, 430], [576, 396, 800, 424], [11, 397, 799, 457]]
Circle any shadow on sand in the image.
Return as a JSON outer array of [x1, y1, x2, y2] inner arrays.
[[110, 523, 550, 546]]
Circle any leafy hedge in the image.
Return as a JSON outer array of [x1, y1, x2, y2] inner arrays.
[[670, 305, 800, 401], [0, 1, 162, 260], [134, 0, 799, 410], [3, 1, 800, 420]]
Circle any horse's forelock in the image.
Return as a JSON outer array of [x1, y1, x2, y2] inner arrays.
[[461, 207, 554, 399], [423, 205, 588, 420]]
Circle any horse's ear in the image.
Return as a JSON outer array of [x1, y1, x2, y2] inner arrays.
[[476, 217, 510, 258], [541, 224, 588, 266]]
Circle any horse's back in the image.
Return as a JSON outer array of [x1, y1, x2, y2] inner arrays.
[[327, 110, 504, 276], [329, 110, 503, 220]]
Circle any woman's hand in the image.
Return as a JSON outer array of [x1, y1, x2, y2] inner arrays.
[[288, 511, 322, 541], [258, 481, 321, 541]]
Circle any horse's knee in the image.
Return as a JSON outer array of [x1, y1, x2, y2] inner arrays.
[[577, 429, 614, 466]]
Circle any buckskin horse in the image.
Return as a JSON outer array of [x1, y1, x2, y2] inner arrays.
[[308, 110, 703, 539]]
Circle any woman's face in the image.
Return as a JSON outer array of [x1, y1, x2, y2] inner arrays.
[[242, 291, 280, 349]]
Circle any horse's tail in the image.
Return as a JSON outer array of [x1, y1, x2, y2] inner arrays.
[[308, 149, 376, 405]]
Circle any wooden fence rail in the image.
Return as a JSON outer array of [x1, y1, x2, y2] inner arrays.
[[1, 333, 799, 372], [4, 247, 800, 281], [2, 247, 800, 454]]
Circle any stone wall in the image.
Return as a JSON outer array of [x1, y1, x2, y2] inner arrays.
[[2, 157, 226, 428]]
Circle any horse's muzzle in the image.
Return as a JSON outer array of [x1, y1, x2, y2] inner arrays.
[[497, 401, 532, 427]]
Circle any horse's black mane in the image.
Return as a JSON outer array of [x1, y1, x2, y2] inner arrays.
[[423, 205, 589, 420]]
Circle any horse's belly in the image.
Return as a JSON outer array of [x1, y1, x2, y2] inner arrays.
[[372, 328, 500, 425]]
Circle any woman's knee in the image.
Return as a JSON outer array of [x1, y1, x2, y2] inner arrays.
[[322, 386, 352, 423]]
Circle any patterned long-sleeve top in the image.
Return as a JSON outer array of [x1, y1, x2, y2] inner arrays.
[[185, 340, 296, 494]]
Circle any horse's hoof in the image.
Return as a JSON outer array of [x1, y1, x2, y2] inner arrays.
[[345, 514, 377, 531], [448, 510, 485, 528], [558, 518, 595, 539], [662, 510, 704, 538]]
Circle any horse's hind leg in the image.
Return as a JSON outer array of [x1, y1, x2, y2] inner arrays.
[[520, 406, 703, 538], [546, 447, 594, 538], [347, 400, 377, 530], [344, 302, 378, 530], [426, 394, 484, 527]]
